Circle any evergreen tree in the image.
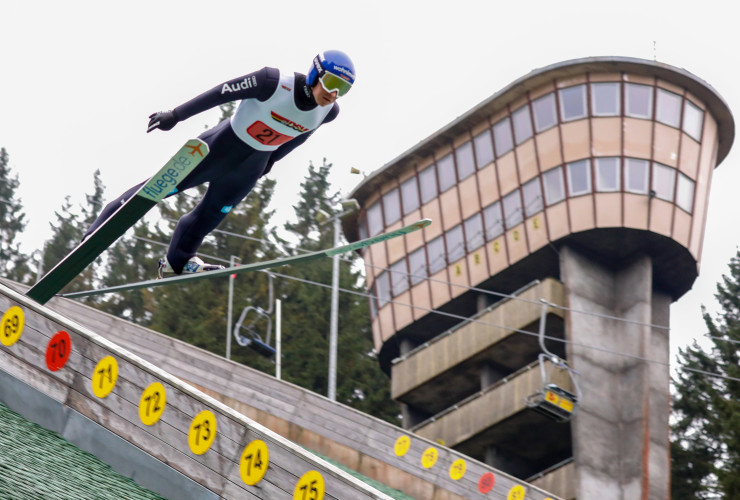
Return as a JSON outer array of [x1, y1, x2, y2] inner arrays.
[[280, 159, 400, 424], [97, 222, 160, 324], [42, 195, 82, 276], [82, 169, 105, 227], [0, 148, 32, 282], [672, 249, 740, 498], [147, 178, 280, 364], [41, 171, 105, 298]]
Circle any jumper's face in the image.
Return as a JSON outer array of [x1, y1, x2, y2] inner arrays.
[[312, 83, 338, 106]]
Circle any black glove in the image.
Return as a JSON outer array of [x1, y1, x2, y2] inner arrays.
[[147, 110, 179, 133]]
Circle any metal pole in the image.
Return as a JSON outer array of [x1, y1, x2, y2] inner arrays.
[[328, 215, 341, 401], [276, 298, 282, 380], [226, 255, 236, 360]]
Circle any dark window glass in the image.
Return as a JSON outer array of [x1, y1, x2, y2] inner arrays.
[[683, 100, 704, 141], [390, 259, 409, 296], [419, 165, 437, 204], [656, 88, 682, 127], [522, 177, 543, 216], [375, 272, 391, 308], [408, 246, 427, 286], [676, 173, 695, 213], [559, 85, 587, 121], [437, 153, 457, 193], [503, 190, 523, 228], [652, 162, 675, 201], [625, 158, 649, 193], [483, 201, 504, 240], [401, 176, 420, 215], [427, 236, 446, 274], [456, 141, 475, 180], [464, 213, 484, 251], [493, 117, 513, 157], [595, 157, 620, 192], [367, 202, 383, 236], [626, 83, 653, 119], [533, 93, 557, 132], [382, 188, 401, 225], [446, 225, 465, 262], [591, 82, 620, 116], [512, 105, 533, 144], [474, 130, 494, 168], [567, 159, 592, 196], [358, 216, 368, 240], [543, 166, 565, 205]]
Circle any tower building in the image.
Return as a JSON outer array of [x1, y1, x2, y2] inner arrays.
[[343, 57, 734, 499]]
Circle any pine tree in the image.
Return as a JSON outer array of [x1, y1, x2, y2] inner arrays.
[[82, 169, 106, 227], [41, 171, 106, 298], [281, 159, 400, 424], [671, 249, 740, 498], [0, 148, 32, 282], [42, 196, 82, 278], [97, 222, 160, 324], [147, 177, 280, 365]]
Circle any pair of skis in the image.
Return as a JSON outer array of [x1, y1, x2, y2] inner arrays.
[[25, 139, 431, 303]]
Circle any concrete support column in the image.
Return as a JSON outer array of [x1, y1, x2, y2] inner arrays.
[[559, 246, 670, 500], [476, 292, 491, 313], [400, 404, 428, 429], [480, 362, 506, 390], [399, 338, 417, 356]]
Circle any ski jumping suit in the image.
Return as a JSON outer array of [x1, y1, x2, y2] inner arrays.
[[86, 67, 339, 273]]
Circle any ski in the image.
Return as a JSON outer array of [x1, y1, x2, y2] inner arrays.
[[26, 139, 209, 304], [59, 218, 432, 299]]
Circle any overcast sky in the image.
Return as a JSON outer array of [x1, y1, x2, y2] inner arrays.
[[2, 0, 739, 363]]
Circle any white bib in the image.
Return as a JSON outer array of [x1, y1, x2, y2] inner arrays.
[[230, 71, 332, 151]]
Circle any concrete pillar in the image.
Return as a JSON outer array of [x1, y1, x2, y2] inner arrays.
[[399, 338, 417, 356], [559, 246, 670, 500], [476, 292, 491, 313], [400, 404, 428, 429], [480, 362, 506, 390]]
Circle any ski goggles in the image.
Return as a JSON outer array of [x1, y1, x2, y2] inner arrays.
[[318, 71, 353, 97]]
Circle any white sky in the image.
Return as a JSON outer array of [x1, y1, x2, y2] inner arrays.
[[1, 0, 739, 363]]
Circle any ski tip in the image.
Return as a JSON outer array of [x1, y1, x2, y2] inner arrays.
[[410, 218, 432, 230]]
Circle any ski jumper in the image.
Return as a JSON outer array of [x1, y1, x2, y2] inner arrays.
[[86, 67, 339, 273]]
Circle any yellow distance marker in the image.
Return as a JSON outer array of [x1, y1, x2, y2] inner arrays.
[[240, 439, 269, 486], [393, 435, 411, 457], [139, 382, 167, 426], [449, 458, 466, 480], [92, 356, 118, 398], [507, 484, 527, 500], [1, 306, 25, 347], [294, 470, 325, 500], [188, 410, 217, 455], [421, 446, 438, 469]]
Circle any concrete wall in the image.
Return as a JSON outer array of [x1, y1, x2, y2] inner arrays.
[[560, 247, 670, 499]]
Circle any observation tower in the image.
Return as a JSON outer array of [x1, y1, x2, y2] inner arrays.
[[343, 57, 734, 499]]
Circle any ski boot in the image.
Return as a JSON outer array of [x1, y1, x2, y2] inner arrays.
[[158, 256, 225, 279]]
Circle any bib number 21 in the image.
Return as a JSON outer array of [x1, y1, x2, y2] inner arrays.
[[247, 121, 293, 146]]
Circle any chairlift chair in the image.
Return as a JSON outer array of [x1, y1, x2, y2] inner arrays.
[[234, 305, 275, 358], [233, 273, 276, 359], [526, 353, 580, 423], [525, 301, 582, 423]]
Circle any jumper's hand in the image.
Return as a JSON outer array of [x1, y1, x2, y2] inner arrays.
[[147, 110, 179, 133]]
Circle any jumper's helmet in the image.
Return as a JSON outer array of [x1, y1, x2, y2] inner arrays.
[[306, 50, 356, 97]]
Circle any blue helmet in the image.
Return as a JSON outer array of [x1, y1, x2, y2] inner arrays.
[[307, 50, 356, 96]]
